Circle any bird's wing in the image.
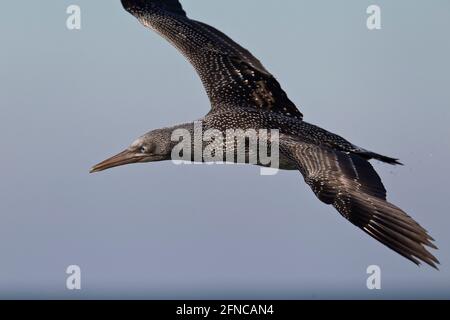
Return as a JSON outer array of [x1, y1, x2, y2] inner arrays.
[[280, 138, 439, 268], [121, 0, 303, 119]]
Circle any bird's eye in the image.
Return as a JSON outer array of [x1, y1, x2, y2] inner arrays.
[[140, 146, 148, 153]]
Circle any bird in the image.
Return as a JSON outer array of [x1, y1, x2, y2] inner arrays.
[[91, 0, 439, 268]]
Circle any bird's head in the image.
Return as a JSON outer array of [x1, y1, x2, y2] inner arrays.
[[90, 128, 173, 173]]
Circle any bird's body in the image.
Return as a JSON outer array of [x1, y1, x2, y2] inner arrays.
[[91, 0, 439, 268]]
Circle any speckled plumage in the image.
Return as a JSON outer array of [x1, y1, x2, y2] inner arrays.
[[101, 0, 438, 267]]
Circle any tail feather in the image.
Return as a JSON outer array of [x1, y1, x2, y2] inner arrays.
[[357, 151, 403, 165]]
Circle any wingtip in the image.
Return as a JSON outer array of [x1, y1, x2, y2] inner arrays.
[[410, 237, 440, 269], [419, 257, 440, 270]]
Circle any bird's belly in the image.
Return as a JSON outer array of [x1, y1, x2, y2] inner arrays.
[[201, 113, 300, 170], [210, 141, 297, 170], [203, 151, 297, 170]]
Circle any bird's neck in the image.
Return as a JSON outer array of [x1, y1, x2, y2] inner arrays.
[[165, 121, 218, 163]]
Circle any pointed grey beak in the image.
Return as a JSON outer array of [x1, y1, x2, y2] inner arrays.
[[90, 149, 144, 173]]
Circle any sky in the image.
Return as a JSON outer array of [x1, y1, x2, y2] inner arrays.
[[0, 0, 449, 299]]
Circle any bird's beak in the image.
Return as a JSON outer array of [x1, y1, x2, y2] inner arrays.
[[90, 149, 144, 173]]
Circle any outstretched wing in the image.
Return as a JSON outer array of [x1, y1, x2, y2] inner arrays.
[[280, 138, 439, 268], [121, 0, 303, 119]]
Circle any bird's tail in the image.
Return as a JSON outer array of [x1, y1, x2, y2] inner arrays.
[[356, 150, 403, 165]]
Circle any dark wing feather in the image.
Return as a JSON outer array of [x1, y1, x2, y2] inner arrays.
[[122, 0, 186, 17], [121, 0, 303, 119], [280, 139, 439, 268], [192, 21, 270, 75]]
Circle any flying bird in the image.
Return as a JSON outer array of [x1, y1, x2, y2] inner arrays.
[[91, 0, 439, 268]]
